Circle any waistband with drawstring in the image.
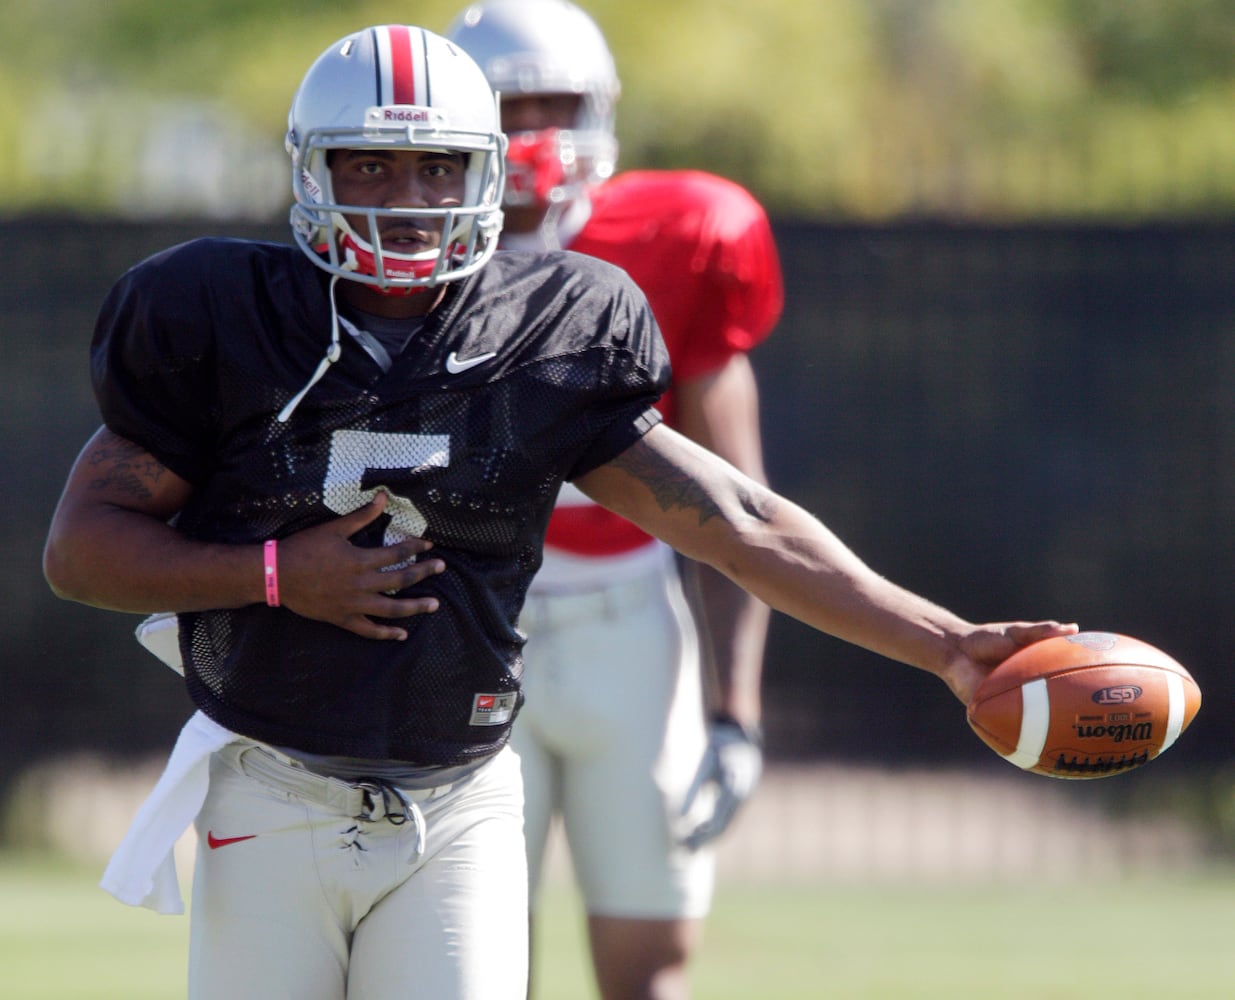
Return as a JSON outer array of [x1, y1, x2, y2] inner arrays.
[[221, 743, 458, 860]]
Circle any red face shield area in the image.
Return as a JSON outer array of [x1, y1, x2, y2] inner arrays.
[[504, 129, 570, 208]]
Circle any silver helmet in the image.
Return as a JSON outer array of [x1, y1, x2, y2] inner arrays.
[[445, 1, 619, 207], [286, 25, 506, 291]]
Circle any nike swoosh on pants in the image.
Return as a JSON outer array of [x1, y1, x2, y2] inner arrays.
[[206, 831, 257, 850]]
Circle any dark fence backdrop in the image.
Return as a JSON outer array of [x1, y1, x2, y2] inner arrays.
[[4, 217, 1232, 802]]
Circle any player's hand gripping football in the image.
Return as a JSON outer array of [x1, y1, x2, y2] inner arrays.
[[940, 620, 1080, 705], [277, 492, 445, 641], [679, 716, 763, 851]]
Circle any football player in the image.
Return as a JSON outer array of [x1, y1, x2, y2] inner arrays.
[[44, 22, 1076, 1000], [446, 3, 779, 997]]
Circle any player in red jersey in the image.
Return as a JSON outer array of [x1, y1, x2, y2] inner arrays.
[[447, 3, 779, 997], [47, 20, 1075, 1000]]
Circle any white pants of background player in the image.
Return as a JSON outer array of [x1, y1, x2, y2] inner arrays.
[[515, 542, 715, 919], [189, 743, 527, 1000]]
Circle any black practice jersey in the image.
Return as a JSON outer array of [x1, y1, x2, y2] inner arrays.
[[92, 239, 669, 764]]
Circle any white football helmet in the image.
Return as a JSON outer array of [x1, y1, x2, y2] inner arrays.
[[445, 0, 620, 208], [286, 25, 506, 291]]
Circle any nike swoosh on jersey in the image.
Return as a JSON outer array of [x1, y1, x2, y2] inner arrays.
[[445, 350, 497, 374], [206, 831, 258, 850]]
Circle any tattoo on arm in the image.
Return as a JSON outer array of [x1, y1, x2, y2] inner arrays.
[[85, 437, 166, 499], [611, 439, 775, 526]]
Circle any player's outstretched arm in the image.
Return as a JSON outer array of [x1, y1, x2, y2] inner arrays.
[[576, 424, 1077, 703], [43, 426, 442, 641]]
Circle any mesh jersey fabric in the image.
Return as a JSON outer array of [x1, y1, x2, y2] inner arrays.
[[91, 239, 669, 764]]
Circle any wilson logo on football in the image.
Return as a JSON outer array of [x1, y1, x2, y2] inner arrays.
[[1092, 685, 1143, 705], [1073, 721, 1153, 743]]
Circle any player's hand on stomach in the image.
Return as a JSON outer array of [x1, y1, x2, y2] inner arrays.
[[279, 492, 444, 641]]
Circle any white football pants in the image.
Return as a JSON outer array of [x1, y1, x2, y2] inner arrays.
[[515, 552, 715, 919], [188, 743, 527, 1000]]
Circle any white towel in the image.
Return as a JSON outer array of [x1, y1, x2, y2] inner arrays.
[[100, 710, 236, 914]]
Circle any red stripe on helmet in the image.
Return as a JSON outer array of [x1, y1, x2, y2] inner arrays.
[[386, 25, 417, 105]]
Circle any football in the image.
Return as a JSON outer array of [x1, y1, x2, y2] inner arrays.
[[966, 631, 1201, 779]]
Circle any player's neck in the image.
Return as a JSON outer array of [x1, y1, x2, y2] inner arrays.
[[500, 196, 592, 252]]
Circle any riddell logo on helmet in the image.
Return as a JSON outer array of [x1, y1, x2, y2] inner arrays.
[[384, 107, 431, 122], [301, 170, 323, 202], [366, 105, 438, 125]]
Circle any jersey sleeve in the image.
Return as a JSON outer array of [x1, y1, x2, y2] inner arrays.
[[665, 174, 784, 381], [567, 406, 663, 480], [90, 241, 221, 485], [558, 257, 671, 480]]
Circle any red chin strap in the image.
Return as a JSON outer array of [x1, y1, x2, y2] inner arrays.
[[328, 235, 439, 296], [505, 129, 569, 207]]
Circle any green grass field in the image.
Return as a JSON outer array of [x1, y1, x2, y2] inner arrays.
[[4, 852, 1235, 999]]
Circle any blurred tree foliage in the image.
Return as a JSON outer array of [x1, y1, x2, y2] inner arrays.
[[4, 0, 1235, 219]]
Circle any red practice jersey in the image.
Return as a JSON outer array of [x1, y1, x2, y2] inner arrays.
[[544, 170, 784, 559]]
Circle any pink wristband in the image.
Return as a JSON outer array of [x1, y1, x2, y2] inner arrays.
[[263, 539, 280, 608]]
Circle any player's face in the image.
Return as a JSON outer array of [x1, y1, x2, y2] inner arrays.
[[496, 94, 582, 236], [500, 93, 581, 134], [329, 148, 467, 256]]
